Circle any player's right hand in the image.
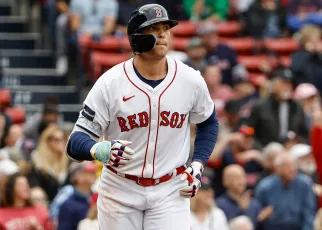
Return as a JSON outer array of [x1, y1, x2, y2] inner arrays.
[[90, 140, 134, 166]]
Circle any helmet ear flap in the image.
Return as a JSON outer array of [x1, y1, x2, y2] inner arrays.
[[130, 34, 157, 54]]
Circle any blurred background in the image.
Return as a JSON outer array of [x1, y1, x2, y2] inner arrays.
[[1, 0, 322, 229]]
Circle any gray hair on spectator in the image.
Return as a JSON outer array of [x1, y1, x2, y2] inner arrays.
[[263, 142, 284, 159], [273, 152, 295, 167], [229, 216, 254, 230]]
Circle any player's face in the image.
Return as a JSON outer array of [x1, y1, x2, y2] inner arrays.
[[141, 22, 171, 59]]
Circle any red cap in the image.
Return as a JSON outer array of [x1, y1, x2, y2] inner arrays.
[[239, 125, 254, 136]]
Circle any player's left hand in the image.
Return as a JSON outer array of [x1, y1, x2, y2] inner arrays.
[[179, 161, 204, 198]]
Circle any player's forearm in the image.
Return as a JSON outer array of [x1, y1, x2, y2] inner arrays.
[[192, 109, 219, 165], [66, 131, 96, 161]]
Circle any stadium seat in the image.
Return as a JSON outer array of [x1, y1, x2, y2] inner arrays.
[[0, 16, 27, 33], [238, 55, 279, 72], [172, 37, 190, 51], [0, 88, 11, 108], [280, 55, 292, 67], [171, 21, 197, 37], [248, 73, 267, 87], [216, 21, 242, 37], [5, 106, 26, 124], [264, 38, 299, 54], [0, 4, 11, 16], [219, 37, 254, 54], [91, 52, 131, 79], [79, 35, 122, 51]]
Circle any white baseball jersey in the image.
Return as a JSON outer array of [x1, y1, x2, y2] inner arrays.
[[74, 56, 214, 178]]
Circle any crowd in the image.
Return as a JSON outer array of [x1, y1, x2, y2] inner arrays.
[[1, 0, 322, 229]]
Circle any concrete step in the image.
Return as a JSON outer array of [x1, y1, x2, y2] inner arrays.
[[0, 49, 54, 68], [7, 85, 80, 105]]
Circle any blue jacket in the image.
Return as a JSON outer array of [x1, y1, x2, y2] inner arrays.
[[57, 189, 90, 230], [254, 173, 316, 230], [216, 193, 262, 225]]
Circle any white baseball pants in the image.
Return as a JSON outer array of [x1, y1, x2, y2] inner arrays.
[[97, 167, 190, 230]]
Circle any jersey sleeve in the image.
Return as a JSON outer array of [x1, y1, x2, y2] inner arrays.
[[189, 75, 214, 124], [74, 78, 110, 139]]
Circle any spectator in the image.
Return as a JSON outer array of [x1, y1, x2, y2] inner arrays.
[[29, 125, 69, 201], [203, 61, 237, 117], [229, 215, 254, 230], [0, 159, 19, 194], [216, 165, 264, 225], [232, 65, 259, 122], [190, 175, 229, 230], [69, 0, 118, 36], [55, 0, 72, 74], [291, 25, 322, 94], [57, 161, 97, 230], [220, 99, 243, 136], [289, 143, 318, 181], [280, 130, 301, 150], [77, 193, 99, 230], [184, 37, 208, 73], [311, 108, 322, 186], [209, 126, 263, 196], [24, 97, 60, 142], [31, 187, 49, 209], [0, 173, 52, 229], [286, 0, 322, 31], [259, 142, 285, 180], [49, 184, 74, 228], [197, 21, 238, 86], [183, 0, 229, 22], [294, 83, 320, 128], [0, 124, 24, 162], [248, 68, 308, 147], [255, 153, 316, 230], [245, 0, 285, 39]]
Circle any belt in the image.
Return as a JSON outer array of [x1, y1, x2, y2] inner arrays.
[[106, 165, 186, 187]]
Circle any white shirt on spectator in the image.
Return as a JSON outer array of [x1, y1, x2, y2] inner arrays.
[[190, 207, 229, 230], [77, 218, 99, 230]]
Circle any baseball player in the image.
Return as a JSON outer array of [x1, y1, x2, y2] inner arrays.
[[66, 4, 219, 230]]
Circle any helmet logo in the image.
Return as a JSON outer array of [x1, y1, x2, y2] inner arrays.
[[154, 7, 163, 18]]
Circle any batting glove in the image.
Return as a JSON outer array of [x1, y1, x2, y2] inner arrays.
[[90, 140, 134, 167], [180, 161, 204, 198]]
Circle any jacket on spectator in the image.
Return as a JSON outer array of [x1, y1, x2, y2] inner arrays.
[[255, 173, 316, 230], [216, 193, 262, 226], [245, 0, 285, 39], [247, 95, 308, 147], [291, 49, 322, 94], [57, 189, 90, 230]]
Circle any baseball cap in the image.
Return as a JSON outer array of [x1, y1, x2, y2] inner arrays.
[[0, 159, 19, 176], [200, 175, 212, 190], [186, 37, 203, 50], [196, 21, 216, 36], [289, 144, 311, 159], [224, 99, 241, 115], [294, 83, 318, 100], [270, 68, 293, 81], [239, 125, 255, 136], [232, 65, 249, 85], [69, 161, 97, 178]]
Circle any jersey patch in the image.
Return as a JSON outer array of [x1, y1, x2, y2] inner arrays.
[[76, 116, 101, 138], [81, 104, 95, 121]]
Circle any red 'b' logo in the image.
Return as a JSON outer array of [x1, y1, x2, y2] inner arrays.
[[154, 7, 163, 18]]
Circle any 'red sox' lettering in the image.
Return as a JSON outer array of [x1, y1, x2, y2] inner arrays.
[[117, 111, 187, 132]]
